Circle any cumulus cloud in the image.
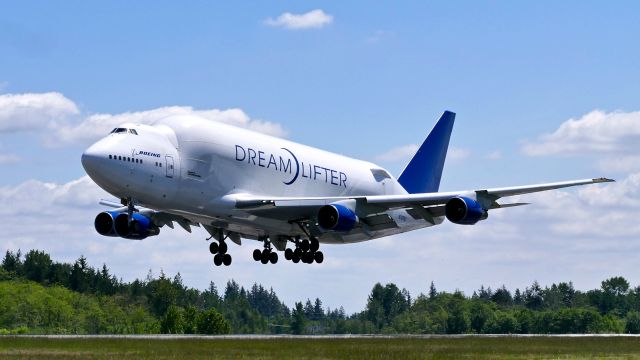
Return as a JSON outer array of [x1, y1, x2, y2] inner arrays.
[[0, 92, 79, 133], [523, 110, 640, 156], [0, 173, 630, 312], [53, 106, 287, 146], [264, 9, 333, 30], [375, 144, 418, 162], [0, 153, 20, 164], [376, 143, 469, 162], [0, 92, 287, 146]]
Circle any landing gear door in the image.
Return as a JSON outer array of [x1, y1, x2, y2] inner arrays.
[[165, 155, 174, 178]]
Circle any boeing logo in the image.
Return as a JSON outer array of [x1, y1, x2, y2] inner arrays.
[[235, 145, 347, 187], [135, 150, 161, 158]]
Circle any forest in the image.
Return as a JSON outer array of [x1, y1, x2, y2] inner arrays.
[[1, 249, 640, 335]]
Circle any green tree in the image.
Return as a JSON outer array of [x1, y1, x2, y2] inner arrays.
[[197, 308, 230, 334], [291, 302, 306, 335], [183, 306, 198, 334], [469, 301, 494, 333], [625, 311, 640, 334], [160, 305, 184, 334], [23, 250, 52, 284]]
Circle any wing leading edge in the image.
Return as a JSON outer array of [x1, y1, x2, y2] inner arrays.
[[234, 177, 614, 220]]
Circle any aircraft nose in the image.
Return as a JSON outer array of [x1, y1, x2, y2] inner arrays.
[[81, 143, 104, 176]]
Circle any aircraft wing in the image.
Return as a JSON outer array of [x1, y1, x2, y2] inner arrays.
[[235, 178, 614, 221]]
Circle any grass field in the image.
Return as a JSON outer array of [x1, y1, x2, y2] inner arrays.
[[2, 335, 640, 359]]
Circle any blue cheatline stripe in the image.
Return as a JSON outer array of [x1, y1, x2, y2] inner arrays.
[[397, 111, 456, 194]]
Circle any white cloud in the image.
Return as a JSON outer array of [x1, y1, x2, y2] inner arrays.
[[596, 155, 640, 173], [264, 9, 333, 30], [0, 171, 634, 313], [449, 147, 470, 161], [486, 150, 502, 160], [376, 143, 469, 162], [0, 92, 287, 146], [53, 106, 287, 146], [375, 144, 418, 162], [365, 30, 394, 44], [0, 92, 79, 133], [0, 153, 20, 164], [523, 110, 640, 156]]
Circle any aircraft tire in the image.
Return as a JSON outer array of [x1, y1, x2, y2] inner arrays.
[[253, 249, 262, 261], [213, 254, 223, 266], [269, 252, 278, 264], [260, 250, 270, 264], [294, 248, 302, 257], [209, 242, 219, 254], [292, 255, 300, 263], [301, 239, 310, 252], [284, 248, 293, 260], [223, 254, 232, 266], [310, 238, 320, 252], [218, 242, 228, 254], [314, 251, 324, 264], [302, 253, 313, 264]]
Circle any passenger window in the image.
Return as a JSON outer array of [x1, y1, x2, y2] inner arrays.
[[109, 155, 112, 159], [118, 156, 122, 160]]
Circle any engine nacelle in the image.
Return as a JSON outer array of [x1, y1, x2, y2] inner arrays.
[[317, 204, 358, 232], [94, 211, 121, 237], [113, 213, 160, 240], [445, 196, 488, 225]]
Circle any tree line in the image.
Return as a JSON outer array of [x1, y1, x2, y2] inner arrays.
[[1, 249, 640, 334]]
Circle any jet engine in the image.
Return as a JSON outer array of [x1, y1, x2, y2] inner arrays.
[[317, 203, 358, 232], [94, 211, 121, 236], [94, 211, 159, 240], [445, 196, 488, 225], [114, 213, 160, 239]]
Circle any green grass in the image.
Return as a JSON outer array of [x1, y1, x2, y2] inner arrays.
[[2, 336, 640, 359]]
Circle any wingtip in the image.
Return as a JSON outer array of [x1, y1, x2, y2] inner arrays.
[[593, 177, 615, 183]]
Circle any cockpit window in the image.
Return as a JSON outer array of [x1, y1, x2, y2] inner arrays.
[[129, 129, 138, 135], [110, 128, 128, 134], [371, 168, 392, 182]]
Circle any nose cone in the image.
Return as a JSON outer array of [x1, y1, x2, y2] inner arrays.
[[81, 142, 104, 177]]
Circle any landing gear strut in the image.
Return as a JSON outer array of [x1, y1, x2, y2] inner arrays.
[[253, 238, 278, 265], [208, 229, 232, 267]]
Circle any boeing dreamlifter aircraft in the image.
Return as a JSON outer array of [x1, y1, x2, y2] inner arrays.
[[81, 111, 612, 267]]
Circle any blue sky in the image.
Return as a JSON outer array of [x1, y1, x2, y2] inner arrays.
[[1, 2, 640, 312]]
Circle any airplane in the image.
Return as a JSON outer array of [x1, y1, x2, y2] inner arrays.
[[81, 111, 613, 267]]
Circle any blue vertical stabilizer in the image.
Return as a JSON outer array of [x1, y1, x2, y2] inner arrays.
[[397, 111, 455, 194]]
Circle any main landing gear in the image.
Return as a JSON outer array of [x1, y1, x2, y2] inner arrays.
[[284, 237, 323, 264], [208, 230, 232, 267], [253, 238, 278, 264]]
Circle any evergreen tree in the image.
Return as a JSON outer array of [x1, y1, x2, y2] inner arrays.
[[291, 302, 306, 335], [429, 281, 437, 299]]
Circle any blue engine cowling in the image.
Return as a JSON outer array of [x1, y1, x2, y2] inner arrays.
[[113, 213, 160, 240], [94, 211, 121, 237], [317, 204, 358, 232], [445, 197, 488, 225]]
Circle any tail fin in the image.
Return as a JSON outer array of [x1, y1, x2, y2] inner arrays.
[[397, 111, 455, 194]]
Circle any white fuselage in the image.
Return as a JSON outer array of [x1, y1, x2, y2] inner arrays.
[[82, 115, 439, 244]]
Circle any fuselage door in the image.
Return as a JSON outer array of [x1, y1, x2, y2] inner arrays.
[[165, 155, 174, 178]]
